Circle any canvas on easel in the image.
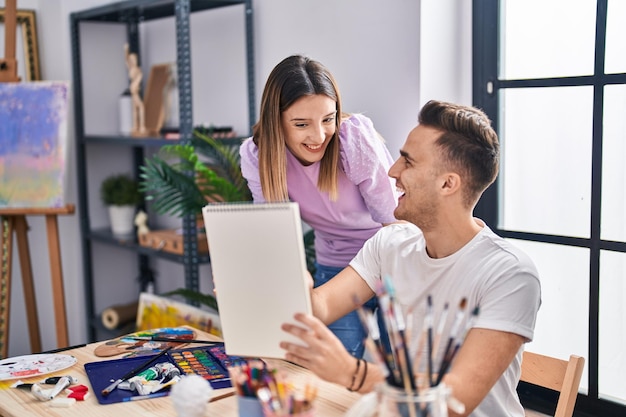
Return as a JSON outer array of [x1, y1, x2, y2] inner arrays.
[[0, 11, 72, 356], [0, 0, 73, 360], [0, 81, 69, 208]]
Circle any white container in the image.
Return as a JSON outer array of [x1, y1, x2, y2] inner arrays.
[[118, 91, 133, 135], [108, 205, 136, 236]]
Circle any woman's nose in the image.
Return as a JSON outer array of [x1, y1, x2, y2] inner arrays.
[[310, 125, 326, 144]]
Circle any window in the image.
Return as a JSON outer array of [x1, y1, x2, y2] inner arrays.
[[473, 0, 626, 414]]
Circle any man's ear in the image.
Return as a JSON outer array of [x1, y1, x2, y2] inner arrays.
[[440, 172, 461, 195]]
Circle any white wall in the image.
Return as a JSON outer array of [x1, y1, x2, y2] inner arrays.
[[2, 0, 471, 357]]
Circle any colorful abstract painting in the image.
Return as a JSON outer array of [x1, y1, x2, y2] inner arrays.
[[136, 292, 222, 337], [0, 81, 69, 208]]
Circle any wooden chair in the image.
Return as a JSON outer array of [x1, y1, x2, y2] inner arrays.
[[520, 351, 585, 417]]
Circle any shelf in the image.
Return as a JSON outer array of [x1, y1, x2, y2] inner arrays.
[[72, 0, 254, 341], [72, 0, 247, 23], [83, 134, 246, 147], [88, 228, 212, 264]]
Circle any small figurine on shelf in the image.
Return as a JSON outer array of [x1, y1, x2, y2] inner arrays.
[[124, 44, 147, 136], [134, 210, 150, 237]]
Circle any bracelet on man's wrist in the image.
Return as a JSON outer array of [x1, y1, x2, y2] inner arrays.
[[347, 358, 362, 392], [354, 359, 368, 392]]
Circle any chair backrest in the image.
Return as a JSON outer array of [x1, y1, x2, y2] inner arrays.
[[520, 351, 585, 417]]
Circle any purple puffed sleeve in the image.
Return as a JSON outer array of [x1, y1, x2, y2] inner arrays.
[[239, 137, 267, 203], [340, 114, 399, 224]]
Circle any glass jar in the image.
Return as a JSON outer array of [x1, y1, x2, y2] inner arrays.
[[376, 383, 452, 417]]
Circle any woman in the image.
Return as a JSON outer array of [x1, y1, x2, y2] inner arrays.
[[240, 55, 398, 358]]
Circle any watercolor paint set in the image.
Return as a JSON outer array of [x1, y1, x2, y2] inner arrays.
[[169, 345, 250, 385], [85, 343, 256, 404]]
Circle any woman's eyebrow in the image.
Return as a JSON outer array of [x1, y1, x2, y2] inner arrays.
[[288, 111, 336, 122]]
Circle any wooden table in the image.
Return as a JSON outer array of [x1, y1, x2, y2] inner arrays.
[[0, 329, 362, 417]]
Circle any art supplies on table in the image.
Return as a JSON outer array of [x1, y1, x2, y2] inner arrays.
[[230, 362, 318, 417], [170, 374, 215, 416], [100, 346, 174, 397], [30, 375, 77, 401], [376, 382, 455, 417], [355, 279, 480, 404], [85, 342, 258, 405], [237, 394, 265, 417], [0, 354, 77, 381], [202, 202, 312, 359], [94, 327, 198, 358], [129, 336, 219, 344]]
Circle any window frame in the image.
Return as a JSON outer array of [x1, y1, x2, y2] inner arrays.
[[472, 0, 626, 415]]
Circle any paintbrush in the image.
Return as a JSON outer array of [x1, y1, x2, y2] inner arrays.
[[425, 295, 434, 387], [128, 336, 220, 344], [434, 298, 468, 386], [430, 301, 449, 372]]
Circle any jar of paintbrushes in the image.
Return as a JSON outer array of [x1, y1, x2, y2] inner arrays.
[[350, 280, 477, 417], [376, 382, 451, 417]]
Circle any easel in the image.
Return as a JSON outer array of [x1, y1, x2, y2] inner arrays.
[[0, 0, 74, 358], [0, 205, 75, 359], [0, 0, 20, 83]]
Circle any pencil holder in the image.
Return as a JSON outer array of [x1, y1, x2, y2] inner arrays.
[[262, 408, 315, 417], [238, 395, 265, 417], [376, 383, 453, 417]]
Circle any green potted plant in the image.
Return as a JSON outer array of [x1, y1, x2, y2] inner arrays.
[[100, 173, 142, 236], [139, 129, 251, 218]]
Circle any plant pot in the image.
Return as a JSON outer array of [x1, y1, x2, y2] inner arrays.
[[108, 205, 136, 236]]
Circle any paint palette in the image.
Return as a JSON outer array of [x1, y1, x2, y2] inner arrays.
[[168, 344, 251, 388], [0, 354, 77, 381], [94, 327, 197, 358], [85, 343, 260, 404]]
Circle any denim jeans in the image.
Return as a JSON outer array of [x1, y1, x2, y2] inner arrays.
[[314, 263, 379, 359]]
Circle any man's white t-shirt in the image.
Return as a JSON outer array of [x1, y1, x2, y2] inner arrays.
[[350, 221, 541, 417]]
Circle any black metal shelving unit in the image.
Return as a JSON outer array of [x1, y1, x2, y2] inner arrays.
[[70, 0, 255, 341]]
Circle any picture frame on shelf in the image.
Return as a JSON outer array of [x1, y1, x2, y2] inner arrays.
[[143, 63, 172, 136], [0, 8, 41, 81]]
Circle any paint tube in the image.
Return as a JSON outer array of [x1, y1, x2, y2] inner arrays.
[[129, 365, 161, 395], [155, 362, 180, 382]]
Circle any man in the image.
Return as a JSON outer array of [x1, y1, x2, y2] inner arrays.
[[280, 100, 541, 417]]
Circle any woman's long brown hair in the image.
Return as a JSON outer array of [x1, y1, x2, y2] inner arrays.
[[252, 55, 342, 201]]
